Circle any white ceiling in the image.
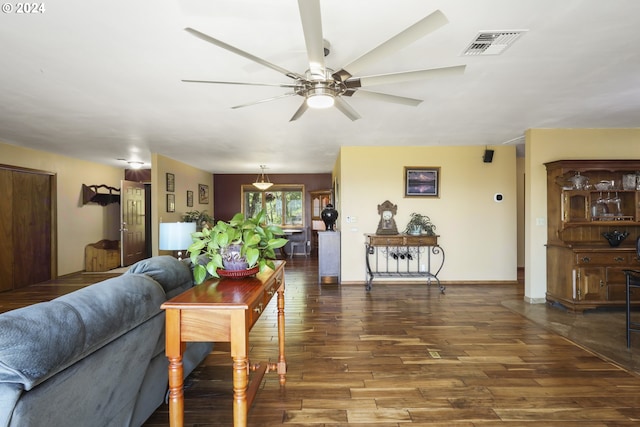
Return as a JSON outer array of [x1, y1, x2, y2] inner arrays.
[[1, 0, 639, 174]]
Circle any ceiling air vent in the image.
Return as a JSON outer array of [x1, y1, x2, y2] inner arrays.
[[462, 30, 527, 56]]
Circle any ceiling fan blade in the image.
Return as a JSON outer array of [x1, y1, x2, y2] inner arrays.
[[289, 101, 309, 122], [231, 93, 298, 109], [347, 65, 466, 88], [182, 79, 300, 88], [348, 90, 423, 107], [297, 0, 326, 79], [184, 27, 305, 81], [334, 97, 361, 121], [334, 10, 448, 81]]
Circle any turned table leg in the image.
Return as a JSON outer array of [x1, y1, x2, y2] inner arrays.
[[277, 288, 287, 385], [165, 309, 184, 427]]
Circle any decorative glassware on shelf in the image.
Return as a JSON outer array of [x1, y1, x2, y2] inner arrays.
[[594, 180, 614, 191], [569, 172, 589, 189], [622, 174, 637, 190], [591, 193, 609, 218]]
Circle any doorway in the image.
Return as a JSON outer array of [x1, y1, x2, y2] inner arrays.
[[120, 180, 148, 266]]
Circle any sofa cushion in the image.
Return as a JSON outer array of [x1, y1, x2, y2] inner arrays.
[[0, 274, 165, 391], [126, 255, 194, 299]]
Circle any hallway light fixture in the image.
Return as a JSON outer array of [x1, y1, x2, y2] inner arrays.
[[253, 165, 274, 190], [127, 161, 144, 169]]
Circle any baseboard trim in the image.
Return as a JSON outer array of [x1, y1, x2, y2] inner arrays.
[[524, 296, 547, 304], [337, 280, 519, 286]]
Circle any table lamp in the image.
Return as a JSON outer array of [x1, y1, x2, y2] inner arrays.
[[159, 222, 196, 260]]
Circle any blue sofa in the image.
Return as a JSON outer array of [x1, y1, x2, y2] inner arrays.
[[0, 256, 213, 427]]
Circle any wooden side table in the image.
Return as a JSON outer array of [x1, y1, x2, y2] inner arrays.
[[364, 234, 445, 292], [161, 261, 286, 427]]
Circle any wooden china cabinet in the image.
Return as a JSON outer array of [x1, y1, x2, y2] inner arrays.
[[309, 189, 332, 250], [545, 160, 640, 312]]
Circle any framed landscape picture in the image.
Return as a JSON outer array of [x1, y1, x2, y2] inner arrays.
[[198, 184, 209, 204], [404, 167, 440, 197]]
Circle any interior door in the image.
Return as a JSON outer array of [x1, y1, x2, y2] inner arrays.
[[0, 167, 53, 290], [0, 169, 13, 291], [121, 180, 146, 266]]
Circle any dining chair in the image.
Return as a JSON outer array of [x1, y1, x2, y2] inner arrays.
[[289, 227, 309, 257]]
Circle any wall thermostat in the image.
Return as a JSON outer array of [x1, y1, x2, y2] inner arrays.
[[494, 193, 504, 202]]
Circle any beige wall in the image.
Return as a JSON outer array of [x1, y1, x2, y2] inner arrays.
[[1, 142, 123, 275], [337, 145, 518, 283], [524, 128, 640, 302], [151, 153, 213, 256]]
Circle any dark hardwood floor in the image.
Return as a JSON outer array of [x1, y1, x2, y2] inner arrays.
[[2, 256, 640, 425]]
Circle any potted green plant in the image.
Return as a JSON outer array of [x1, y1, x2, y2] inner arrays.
[[187, 210, 288, 284], [182, 210, 214, 230], [404, 212, 436, 236]]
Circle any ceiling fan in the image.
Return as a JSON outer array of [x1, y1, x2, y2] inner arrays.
[[182, 0, 466, 122]]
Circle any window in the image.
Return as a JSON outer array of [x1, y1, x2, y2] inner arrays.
[[242, 185, 304, 227]]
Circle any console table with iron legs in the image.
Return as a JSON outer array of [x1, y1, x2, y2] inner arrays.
[[365, 234, 445, 293], [161, 261, 286, 427]]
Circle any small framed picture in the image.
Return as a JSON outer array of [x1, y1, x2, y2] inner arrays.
[[167, 193, 175, 212], [198, 184, 209, 204], [166, 173, 175, 192], [187, 190, 194, 207], [404, 167, 440, 197]]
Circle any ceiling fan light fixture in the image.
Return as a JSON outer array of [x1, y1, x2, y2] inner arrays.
[[306, 86, 335, 109], [253, 165, 274, 190]]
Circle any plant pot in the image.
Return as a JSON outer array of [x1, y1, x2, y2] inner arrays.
[[222, 259, 249, 271], [407, 224, 422, 235], [222, 244, 248, 271]]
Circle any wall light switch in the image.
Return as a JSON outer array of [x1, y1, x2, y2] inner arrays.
[[536, 217, 546, 226]]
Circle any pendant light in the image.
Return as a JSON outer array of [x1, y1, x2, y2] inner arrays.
[[253, 165, 273, 190]]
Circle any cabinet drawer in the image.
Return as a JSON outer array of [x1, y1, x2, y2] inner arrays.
[[369, 236, 405, 246], [263, 280, 279, 307], [260, 269, 283, 310], [575, 252, 629, 265], [407, 236, 438, 246], [368, 235, 439, 246], [248, 290, 266, 328]]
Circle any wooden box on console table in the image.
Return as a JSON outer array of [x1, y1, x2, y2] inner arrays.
[[545, 160, 640, 312]]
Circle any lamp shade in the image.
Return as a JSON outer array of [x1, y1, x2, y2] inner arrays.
[[159, 222, 196, 251]]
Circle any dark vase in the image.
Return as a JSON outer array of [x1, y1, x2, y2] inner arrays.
[[321, 204, 338, 231]]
